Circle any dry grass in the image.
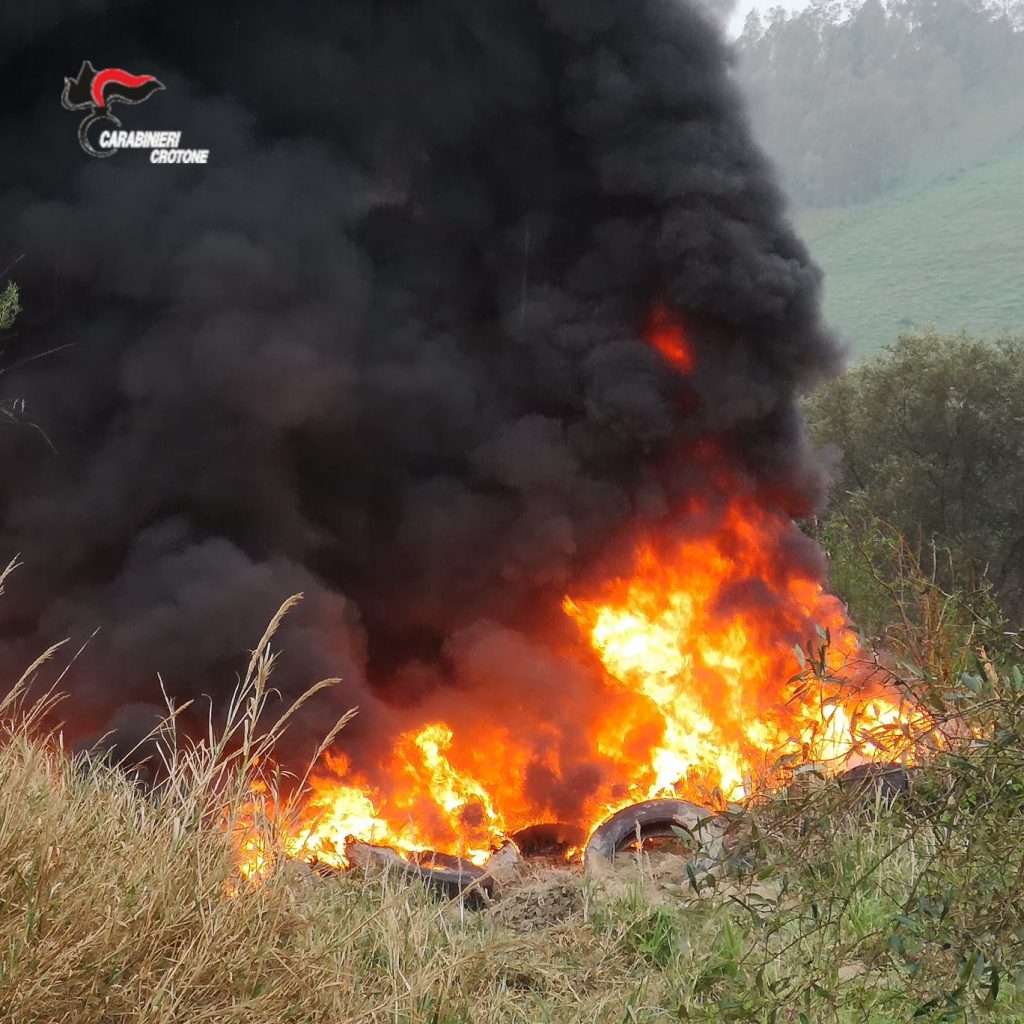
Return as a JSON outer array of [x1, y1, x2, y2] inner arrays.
[[2, 597, 1024, 1022], [0, 598, 650, 1024]]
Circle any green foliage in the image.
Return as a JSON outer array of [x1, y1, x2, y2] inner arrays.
[[625, 906, 683, 966], [872, 671, 1024, 1017], [806, 330, 1024, 616], [0, 280, 19, 332], [810, 503, 897, 637], [809, 507, 1011, 689], [735, 619, 1024, 1022]]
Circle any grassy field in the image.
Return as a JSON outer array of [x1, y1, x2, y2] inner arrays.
[[796, 144, 1024, 358], [3, 598, 1024, 1023]]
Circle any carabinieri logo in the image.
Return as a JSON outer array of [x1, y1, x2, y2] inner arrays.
[[61, 61, 210, 164], [61, 61, 164, 158]]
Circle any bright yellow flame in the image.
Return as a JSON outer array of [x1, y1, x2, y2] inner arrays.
[[562, 493, 919, 813]]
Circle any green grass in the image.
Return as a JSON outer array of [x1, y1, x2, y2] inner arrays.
[[795, 144, 1024, 357]]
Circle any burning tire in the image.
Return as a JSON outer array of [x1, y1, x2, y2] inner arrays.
[[510, 822, 587, 859], [403, 855, 491, 901], [583, 798, 725, 866], [346, 840, 491, 901], [837, 762, 913, 805]]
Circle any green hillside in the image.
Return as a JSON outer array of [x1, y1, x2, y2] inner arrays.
[[795, 145, 1024, 357]]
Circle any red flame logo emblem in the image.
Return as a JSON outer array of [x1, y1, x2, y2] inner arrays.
[[61, 60, 165, 158]]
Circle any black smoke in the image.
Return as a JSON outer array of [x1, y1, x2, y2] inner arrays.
[[0, 0, 840, 801]]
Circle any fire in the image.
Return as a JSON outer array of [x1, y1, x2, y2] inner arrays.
[[563, 494, 913, 809], [235, 313, 925, 878], [238, 490, 921, 878], [648, 305, 696, 373]]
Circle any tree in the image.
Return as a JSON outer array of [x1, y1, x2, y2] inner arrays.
[[735, 0, 1024, 207], [805, 330, 1024, 615]]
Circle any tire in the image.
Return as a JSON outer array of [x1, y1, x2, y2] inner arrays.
[[402, 856, 491, 901], [510, 822, 587, 858], [837, 762, 913, 804], [583, 798, 723, 866]]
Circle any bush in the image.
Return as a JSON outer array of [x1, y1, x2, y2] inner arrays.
[[806, 330, 1024, 617]]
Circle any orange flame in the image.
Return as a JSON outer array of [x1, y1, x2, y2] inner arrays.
[[241, 493, 922, 876], [562, 495, 915, 811], [648, 305, 695, 372], [237, 313, 925, 877]]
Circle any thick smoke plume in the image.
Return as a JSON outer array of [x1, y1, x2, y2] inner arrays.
[[0, 1, 839, 802]]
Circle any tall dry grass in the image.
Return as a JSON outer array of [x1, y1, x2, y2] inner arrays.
[[2, 587, 1024, 1022], [0, 596, 646, 1024]]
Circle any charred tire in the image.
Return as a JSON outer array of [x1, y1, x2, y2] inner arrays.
[[837, 763, 913, 805], [347, 841, 491, 902], [402, 857, 491, 902], [511, 822, 587, 858], [584, 798, 722, 866]]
